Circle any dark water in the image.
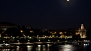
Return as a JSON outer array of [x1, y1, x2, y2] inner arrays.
[[0, 43, 90, 51]]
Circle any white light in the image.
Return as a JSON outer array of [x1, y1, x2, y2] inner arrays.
[[45, 36, 46, 37], [27, 36, 29, 37], [47, 44, 50, 47], [17, 46, 19, 48], [62, 45, 74, 51], [38, 45, 41, 50], [5, 44, 10, 46], [84, 44, 89, 46], [13, 37, 15, 39], [27, 45, 32, 48], [38, 45, 41, 47], [67, 0, 69, 1], [30, 37, 31, 38], [3, 41, 5, 42], [39, 40, 40, 41], [48, 40, 50, 41], [16, 46, 20, 51], [28, 40, 30, 41], [17, 40, 19, 41]]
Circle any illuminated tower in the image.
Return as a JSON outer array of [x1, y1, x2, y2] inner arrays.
[[78, 24, 86, 38], [81, 24, 84, 29]]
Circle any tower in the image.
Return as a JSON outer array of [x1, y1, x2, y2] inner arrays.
[[79, 24, 87, 38], [81, 24, 84, 29]]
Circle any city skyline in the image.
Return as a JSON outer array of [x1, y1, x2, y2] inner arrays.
[[0, 0, 90, 29], [0, 22, 88, 31], [0, 21, 87, 39]]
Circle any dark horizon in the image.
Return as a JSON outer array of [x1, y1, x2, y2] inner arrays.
[[0, 0, 90, 30], [0, 21, 89, 30]]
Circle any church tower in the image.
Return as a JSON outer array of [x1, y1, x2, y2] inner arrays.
[[81, 24, 84, 29], [79, 24, 87, 38]]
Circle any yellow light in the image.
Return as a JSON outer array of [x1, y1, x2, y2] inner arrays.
[[75, 32, 79, 35], [20, 30, 23, 33], [0, 34, 1, 37], [50, 32, 56, 34], [30, 31, 33, 33], [59, 32, 63, 34]]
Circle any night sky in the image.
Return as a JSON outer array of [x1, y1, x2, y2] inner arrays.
[[0, 0, 90, 30]]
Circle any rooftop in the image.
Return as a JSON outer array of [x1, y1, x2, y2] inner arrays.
[[0, 22, 17, 26]]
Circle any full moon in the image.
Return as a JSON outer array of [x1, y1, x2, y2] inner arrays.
[[67, 0, 69, 1]]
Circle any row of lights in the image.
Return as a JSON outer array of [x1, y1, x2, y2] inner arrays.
[[20, 30, 67, 35]]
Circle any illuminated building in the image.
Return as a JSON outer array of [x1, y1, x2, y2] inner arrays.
[[0, 22, 87, 39], [78, 24, 87, 38]]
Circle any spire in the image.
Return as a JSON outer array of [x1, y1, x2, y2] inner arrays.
[[81, 24, 84, 29]]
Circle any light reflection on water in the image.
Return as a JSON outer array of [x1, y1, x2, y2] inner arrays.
[[16, 46, 20, 51], [0, 43, 90, 51], [27, 45, 32, 51], [58, 45, 75, 51]]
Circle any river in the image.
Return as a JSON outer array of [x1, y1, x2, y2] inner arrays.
[[0, 43, 90, 51]]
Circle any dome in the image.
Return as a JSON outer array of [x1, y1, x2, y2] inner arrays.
[[0, 22, 16, 26], [0, 22, 17, 30]]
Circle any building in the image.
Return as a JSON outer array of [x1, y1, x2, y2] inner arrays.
[[0, 22, 18, 37], [0, 22, 17, 31], [78, 24, 87, 38]]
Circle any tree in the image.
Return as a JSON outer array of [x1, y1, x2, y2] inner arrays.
[[5, 28, 22, 37]]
